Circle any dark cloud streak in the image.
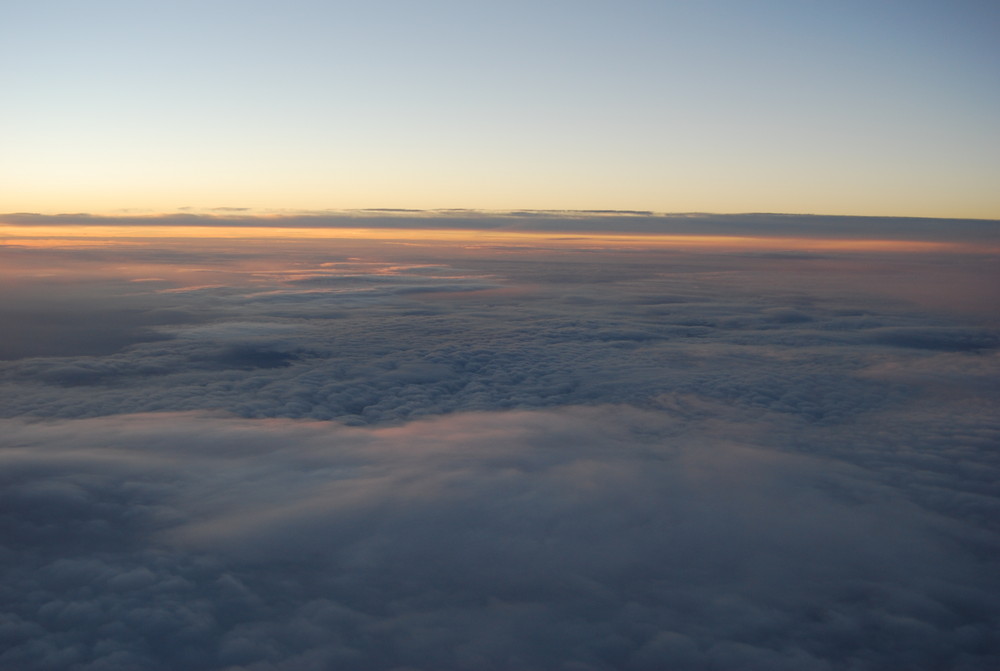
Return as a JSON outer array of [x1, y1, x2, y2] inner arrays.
[[4, 210, 999, 243]]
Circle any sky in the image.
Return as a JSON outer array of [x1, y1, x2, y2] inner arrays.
[[2, 0, 999, 218]]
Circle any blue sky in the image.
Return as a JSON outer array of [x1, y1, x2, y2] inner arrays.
[[2, 0, 999, 216]]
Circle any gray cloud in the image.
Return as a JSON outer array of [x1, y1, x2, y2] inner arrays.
[[1, 407, 997, 671], [4, 210, 999, 242], [866, 326, 1000, 351], [7, 240, 996, 425], [1, 224, 998, 669]]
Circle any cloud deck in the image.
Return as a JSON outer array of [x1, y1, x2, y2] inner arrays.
[[1, 221, 998, 670]]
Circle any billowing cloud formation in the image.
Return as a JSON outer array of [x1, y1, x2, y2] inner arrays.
[[1, 224, 998, 669], [2, 407, 998, 671]]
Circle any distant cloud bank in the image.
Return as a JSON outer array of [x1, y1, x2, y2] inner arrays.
[[3, 209, 999, 243]]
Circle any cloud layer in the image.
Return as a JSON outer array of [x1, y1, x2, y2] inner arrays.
[[3, 407, 997, 671], [1, 226, 998, 669]]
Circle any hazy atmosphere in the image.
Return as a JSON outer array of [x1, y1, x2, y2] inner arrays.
[[2, 2, 999, 671]]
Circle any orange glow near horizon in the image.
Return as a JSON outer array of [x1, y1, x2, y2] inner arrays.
[[0, 224, 988, 254]]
